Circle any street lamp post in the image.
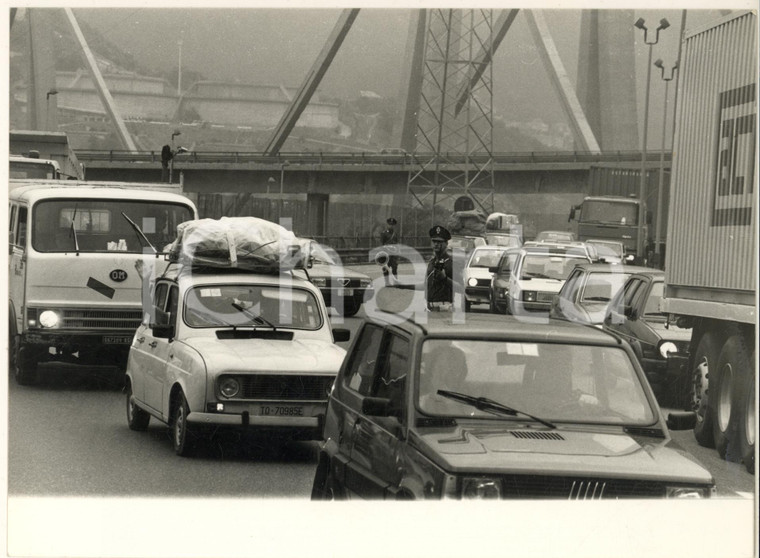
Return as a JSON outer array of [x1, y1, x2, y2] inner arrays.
[[45, 89, 58, 130], [634, 17, 669, 263], [653, 58, 678, 267], [177, 38, 183, 97], [170, 131, 181, 184]]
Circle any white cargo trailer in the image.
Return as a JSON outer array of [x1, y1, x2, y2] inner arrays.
[[662, 11, 757, 473]]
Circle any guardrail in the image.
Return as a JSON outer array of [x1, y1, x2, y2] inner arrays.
[[76, 149, 672, 166]]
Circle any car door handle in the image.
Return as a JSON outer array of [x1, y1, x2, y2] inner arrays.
[[148, 341, 158, 348]]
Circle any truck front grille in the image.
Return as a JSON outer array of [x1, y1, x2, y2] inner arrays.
[[239, 375, 335, 401], [61, 309, 143, 330]]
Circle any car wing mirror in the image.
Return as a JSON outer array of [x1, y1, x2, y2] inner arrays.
[[333, 328, 350, 343], [667, 411, 697, 431], [151, 323, 175, 339], [623, 304, 638, 320], [488, 266, 498, 273]]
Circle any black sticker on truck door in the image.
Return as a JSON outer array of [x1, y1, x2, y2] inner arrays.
[[87, 277, 115, 299]]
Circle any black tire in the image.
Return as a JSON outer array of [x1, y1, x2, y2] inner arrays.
[[691, 332, 720, 448], [14, 344, 39, 386], [126, 380, 151, 431], [729, 340, 754, 472], [172, 392, 197, 457], [335, 296, 361, 318], [711, 335, 744, 460], [310, 455, 332, 500]]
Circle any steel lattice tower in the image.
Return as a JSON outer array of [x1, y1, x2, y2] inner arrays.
[[404, 9, 496, 238]]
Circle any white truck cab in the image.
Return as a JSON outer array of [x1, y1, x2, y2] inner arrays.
[[8, 180, 198, 384]]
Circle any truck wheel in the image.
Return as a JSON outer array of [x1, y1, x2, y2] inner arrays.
[[711, 335, 744, 460], [729, 340, 754, 473], [172, 392, 197, 457], [14, 344, 40, 386], [691, 332, 720, 448], [126, 380, 151, 431]]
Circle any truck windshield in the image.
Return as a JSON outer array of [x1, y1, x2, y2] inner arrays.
[[32, 199, 194, 253], [581, 201, 638, 224], [10, 161, 59, 179]]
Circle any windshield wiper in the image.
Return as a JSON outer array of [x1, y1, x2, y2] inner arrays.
[[69, 204, 80, 253], [122, 212, 156, 253], [437, 390, 556, 429], [231, 302, 277, 330]]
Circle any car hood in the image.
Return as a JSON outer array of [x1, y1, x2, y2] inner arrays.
[[181, 336, 346, 374], [410, 424, 712, 483], [466, 268, 493, 280], [644, 320, 692, 342]]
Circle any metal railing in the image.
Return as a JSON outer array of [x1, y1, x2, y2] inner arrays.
[[75, 149, 672, 167]]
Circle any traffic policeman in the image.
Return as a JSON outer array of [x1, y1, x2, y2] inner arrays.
[[426, 225, 455, 311]]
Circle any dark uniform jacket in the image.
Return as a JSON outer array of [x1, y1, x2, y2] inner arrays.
[[425, 254, 454, 303]]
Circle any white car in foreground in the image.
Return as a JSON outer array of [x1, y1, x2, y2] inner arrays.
[[125, 262, 349, 456]]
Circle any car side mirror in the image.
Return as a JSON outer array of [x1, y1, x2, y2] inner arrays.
[[151, 323, 175, 339], [488, 266, 498, 273], [362, 396, 394, 417], [333, 328, 350, 343], [667, 411, 697, 431]]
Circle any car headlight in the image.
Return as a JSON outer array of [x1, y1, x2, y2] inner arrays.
[[219, 377, 240, 398], [467, 277, 478, 287], [666, 486, 714, 499], [359, 279, 371, 288], [39, 310, 61, 328], [658, 341, 678, 358], [311, 277, 327, 287], [462, 477, 502, 499], [496, 288, 508, 299], [522, 290, 537, 302]]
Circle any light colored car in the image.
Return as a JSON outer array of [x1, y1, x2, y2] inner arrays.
[[587, 239, 629, 264], [506, 243, 593, 316], [312, 313, 714, 500], [124, 262, 349, 456], [300, 240, 374, 317], [484, 232, 522, 248], [463, 245, 511, 311], [448, 235, 486, 257]]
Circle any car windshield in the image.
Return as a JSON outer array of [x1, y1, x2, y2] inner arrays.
[[308, 242, 336, 265], [536, 231, 574, 242], [417, 340, 655, 425], [486, 235, 521, 248], [468, 249, 506, 268], [520, 254, 587, 281], [588, 241, 624, 259], [184, 284, 323, 330], [581, 201, 638, 224], [32, 199, 194, 253], [580, 272, 631, 303], [643, 282, 665, 316]]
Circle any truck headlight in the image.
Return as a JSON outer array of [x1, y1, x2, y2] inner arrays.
[[462, 477, 501, 499], [468, 277, 478, 287], [522, 291, 537, 302], [39, 310, 61, 328], [666, 486, 713, 499], [658, 341, 678, 358], [219, 377, 241, 398]]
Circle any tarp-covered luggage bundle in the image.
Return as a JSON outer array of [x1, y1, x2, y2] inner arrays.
[[446, 209, 486, 236], [168, 217, 307, 272]]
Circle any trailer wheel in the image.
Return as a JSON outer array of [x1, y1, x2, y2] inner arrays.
[[691, 332, 720, 448], [729, 340, 754, 473], [711, 335, 745, 460]]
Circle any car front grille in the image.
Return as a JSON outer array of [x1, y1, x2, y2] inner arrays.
[[238, 374, 335, 401], [325, 278, 363, 289], [476, 279, 491, 287], [536, 292, 556, 303], [51, 308, 143, 330], [498, 475, 666, 499]]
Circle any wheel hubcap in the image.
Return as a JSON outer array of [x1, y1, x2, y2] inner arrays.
[[692, 359, 709, 418], [717, 363, 733, 431]]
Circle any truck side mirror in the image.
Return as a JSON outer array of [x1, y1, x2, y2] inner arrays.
[[151, 323, 175, 339]]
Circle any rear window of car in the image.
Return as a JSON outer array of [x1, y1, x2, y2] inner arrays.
[[184, 284, 323, 330], [416, 339, 655, 425]]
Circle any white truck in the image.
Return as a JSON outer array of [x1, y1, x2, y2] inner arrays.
[[8, 180, 198, 385], [661, 11, 756, 474]]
